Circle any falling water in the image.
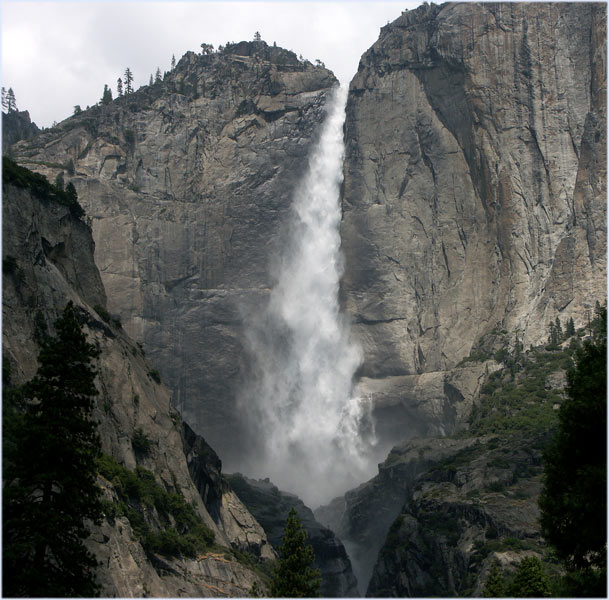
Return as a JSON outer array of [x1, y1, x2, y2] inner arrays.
[[240, 85, 377, 508]]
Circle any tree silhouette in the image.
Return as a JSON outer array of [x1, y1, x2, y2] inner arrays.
[[507, 557, 552, 597], [117, 77, 123, 97], [539, 305, 607, 596], [482, 561, 505, 597], [101, 83, 112, 105], [6, 87, 17, 112], [124, 68, 134, 94], [3, 302, 103, 597], [270, 508, 320, 597]]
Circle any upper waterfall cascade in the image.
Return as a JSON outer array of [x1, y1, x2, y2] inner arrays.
[[241, 85, 377, 508]]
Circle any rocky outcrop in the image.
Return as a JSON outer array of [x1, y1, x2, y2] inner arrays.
[[10, 42, 337, 467], [316, 436, 481, 592], [2, 109, 40, 149], [318, 335, 578, 596], [318, 432, 551, 596], [365, 435, 549, 597], [341, 2, 606, 443], [227, 473, 360, 597], [2, 178, 274, 596], [182, 423, 275, 561]]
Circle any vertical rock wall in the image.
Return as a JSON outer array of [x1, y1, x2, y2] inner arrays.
[[11, 43, 337, 465], [340, 2, 606, 447], [2, 182, 274, 596], [342, 1, 606, 377]]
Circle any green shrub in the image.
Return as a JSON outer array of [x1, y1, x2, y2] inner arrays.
[[93, 304, 111, 322], [132, 428, 151, 456], [3, 157, 85, 218], [148, 369, 161, 384], [97, 454, 215, 558]]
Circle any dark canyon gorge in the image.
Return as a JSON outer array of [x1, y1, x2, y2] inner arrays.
[[3, 2, 606, 597]]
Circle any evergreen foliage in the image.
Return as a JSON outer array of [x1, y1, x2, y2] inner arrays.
[[565, 317, 576, 338], [155, 67, 162, 83], [3, 157, 85, 218], [270, 508, 320, 597], [124, 68, 134, 94], [539, 305, 607, 596], [6, 86, 17, 111], [3, 302, 103, 597], [482, 561, 505, 597], [97, 454, 215, 558], [117, 77, 123, 97], [101, 83, 113, 105], [507, 556, 552, 597]]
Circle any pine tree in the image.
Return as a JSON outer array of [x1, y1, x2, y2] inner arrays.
[[565, 317, 576, 338], [171, 54, 176, 70], [1, 86, 7, 111], [6, 87, 17, 112], [254, 31, 262, 41], [155, 67, 162, 84], [64, 181, 84, 218], [124, 68, 134, 94], [555, 316, 563, 342], [270, 508, 321, 597], [483, 561, 505, 597], [3, 302, 103, 597], [539, 306, 607, 596], [101, 83, 112, 105], [149, 74, 154, 86], [507, 557, 552, 597], [117, 77, 123, 97]]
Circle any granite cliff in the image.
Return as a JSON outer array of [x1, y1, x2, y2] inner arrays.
[[10, 41, 338, 466], [312, 3, 606, 595], [2, 172, 275, 596], [341, 1, 606, 450], [2, 109, 40, 149], [4, 4, 606, 595], [11, 5, 605, 471]]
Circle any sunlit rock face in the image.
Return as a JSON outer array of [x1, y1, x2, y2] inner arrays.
[[341, 2, 606, 443], [11, 42, 337, 466]]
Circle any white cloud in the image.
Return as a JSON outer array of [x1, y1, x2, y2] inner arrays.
[[1, 0, 421, 128]]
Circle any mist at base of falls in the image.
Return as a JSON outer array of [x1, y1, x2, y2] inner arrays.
[[235, 85, 378, 509]]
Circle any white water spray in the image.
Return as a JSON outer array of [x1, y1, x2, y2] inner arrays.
[[241, 86, 377, 508]]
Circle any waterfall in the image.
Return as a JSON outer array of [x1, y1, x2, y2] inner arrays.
[[240, 85, 376, 508]]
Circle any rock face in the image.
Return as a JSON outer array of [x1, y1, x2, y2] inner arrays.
[[11, 41, 337, 467], [2, 179, 274, 596], [365, 435, 548, 597], [318, 433, 551, 596], [227, 473, 360, 597], [2, 109, 40, 149], [341, 2, 606, 445], [317, 332, 581, 596]]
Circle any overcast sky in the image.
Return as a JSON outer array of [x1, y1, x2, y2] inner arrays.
[[1, 0, 422, 128]]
